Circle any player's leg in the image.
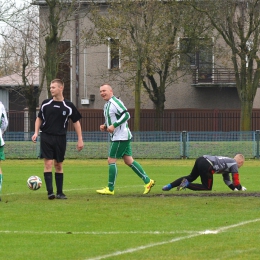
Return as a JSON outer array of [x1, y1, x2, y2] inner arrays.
[[108, 157, 117, 190], [123, 141, 155, 194], [54, 160, 67, 199], [96, 141, 119, 195], [40, 133, 56, 199], [124, 155, 151, 182], [186, 157, 213, 190], [162, 176, 190, 191], [162, 158, 201, 191], [43, 158, 55, 199], [53, 135, 66, 199], [96, 157, 117, 195]]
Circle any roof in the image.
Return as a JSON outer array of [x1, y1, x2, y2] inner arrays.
[[0, 69, 39, 88]]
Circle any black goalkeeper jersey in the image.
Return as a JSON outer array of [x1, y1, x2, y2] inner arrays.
[[38, 99, 82, 135]]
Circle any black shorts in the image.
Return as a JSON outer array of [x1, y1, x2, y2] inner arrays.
[[40, 132, 67, 162]]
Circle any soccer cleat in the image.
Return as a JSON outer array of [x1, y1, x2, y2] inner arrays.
[[143, 179, 155, 194], [56, 193, 67, 199], [96, 187, 114, 195], [177, 178, 189, 191], [162, 184, 172, 191], [48, 193, 56, 200]]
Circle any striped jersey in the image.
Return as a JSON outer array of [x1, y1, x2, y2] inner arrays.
[[0, 102, 8, 146], [103, 96, 132, 141], [38, 98, 82, 136]]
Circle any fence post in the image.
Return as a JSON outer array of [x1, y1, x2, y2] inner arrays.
[[24, 108, 29, 141], [36, 131, 41, 158], [256, 130, 260, 159], [181, 131, 188, 159]]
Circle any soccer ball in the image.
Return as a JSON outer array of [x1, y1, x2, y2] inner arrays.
[[27, 176, 42, 190]]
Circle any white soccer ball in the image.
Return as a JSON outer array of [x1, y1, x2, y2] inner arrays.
[[27, 176, 42, 190]]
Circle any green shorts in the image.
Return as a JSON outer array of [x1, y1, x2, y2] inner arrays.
[[0, 146, 5, 160], [109, 140, 132, 158]]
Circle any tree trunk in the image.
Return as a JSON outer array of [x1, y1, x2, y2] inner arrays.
[[25, 85, 38, 132], [134, 59, 142, 131], [154, 96, 165, 131], [240, 100, 253, 131], [45, 38, 59, 97]]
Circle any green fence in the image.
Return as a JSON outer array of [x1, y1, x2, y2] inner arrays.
[[3, 131, 260, 159]]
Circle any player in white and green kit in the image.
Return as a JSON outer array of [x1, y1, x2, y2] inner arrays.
[[97, 84, 155, 195], [0, 101, 8, 201]]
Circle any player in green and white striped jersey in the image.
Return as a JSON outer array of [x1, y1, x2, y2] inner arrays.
[[96, 84, 155, 195], [0, 101, 8, 201]]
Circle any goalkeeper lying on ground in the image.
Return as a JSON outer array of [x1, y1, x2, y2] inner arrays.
[[162, 154, 246, 191]]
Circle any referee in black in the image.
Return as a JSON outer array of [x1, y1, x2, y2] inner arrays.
[[32, 79, 84, 200]]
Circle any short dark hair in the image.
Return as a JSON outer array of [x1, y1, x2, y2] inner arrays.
[[100, 83, 111, 88], [51, 79, 64, 87]]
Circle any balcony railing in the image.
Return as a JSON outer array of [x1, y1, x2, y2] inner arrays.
[[192, 68, 236, 86]]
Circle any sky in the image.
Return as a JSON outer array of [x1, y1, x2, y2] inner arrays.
[[0, 0, 34, 28], [16, 0, 28, 6]]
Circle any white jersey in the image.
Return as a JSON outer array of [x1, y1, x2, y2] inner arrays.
[[0, 102, 8, 146], [103, 96, 132, 141]]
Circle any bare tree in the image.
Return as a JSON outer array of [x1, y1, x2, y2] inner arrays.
[[0, 1, 39, 131], [189, 0, 260, 131], [87, 0, 212, 130], [36, 0, 83, 97]]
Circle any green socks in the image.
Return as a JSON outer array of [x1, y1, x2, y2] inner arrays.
[[130, 161, 150, 184], [107, 161, 149, 191], [108, 163, 117, 191]]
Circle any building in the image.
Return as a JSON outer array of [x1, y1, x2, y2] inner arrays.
[[0, 69, 39, 112], [33, 0, 260, 112]]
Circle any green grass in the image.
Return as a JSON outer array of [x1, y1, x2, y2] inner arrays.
[[1, 159, 260, 260]]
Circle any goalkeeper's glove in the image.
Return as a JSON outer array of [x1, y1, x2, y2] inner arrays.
[[233, 186, 247, 191]]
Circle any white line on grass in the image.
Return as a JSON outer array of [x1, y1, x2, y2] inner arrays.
[[4, 185, 142, 196], [1, 218, 259, 236], [85, 218, 260, 260], [0, 230, 200, 235]]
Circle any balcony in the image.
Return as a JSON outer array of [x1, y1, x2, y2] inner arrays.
[[192, 68, 236, 87]]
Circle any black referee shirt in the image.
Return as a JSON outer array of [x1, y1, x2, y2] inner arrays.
[[38, 99, 82, 135]]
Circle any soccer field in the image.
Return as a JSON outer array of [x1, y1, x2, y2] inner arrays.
[[0, 159, 260, 260]]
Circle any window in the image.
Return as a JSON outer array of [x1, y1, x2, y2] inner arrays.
[[179, 38, 213, 82], [179, 38, 197, 66], [108, 38, 120, 70]]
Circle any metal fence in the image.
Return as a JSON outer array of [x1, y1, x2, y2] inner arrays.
[[3, 131, 260, 159]]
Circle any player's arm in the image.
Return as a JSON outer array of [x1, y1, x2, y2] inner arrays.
[[223, 172, 243, 190], [232, 173, 243, 190], [73, 120, 84, 151], [106, 111, 130, 133], [222, 173, 236, 190], [112, 110, 130, 128], [31, 117, 42, 143], [1, 104, 8, 132]]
